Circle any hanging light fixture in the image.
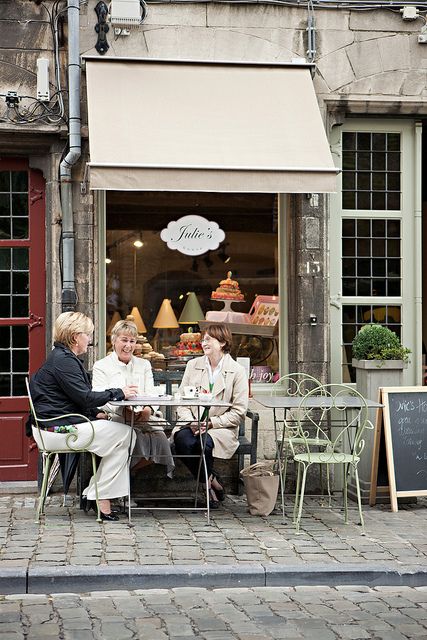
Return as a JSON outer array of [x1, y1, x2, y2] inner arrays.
[[133, 233, 143, 248], [127, 306, 147, 333], [178, 292, 204, 325]]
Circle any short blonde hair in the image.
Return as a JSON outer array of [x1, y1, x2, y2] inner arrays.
[[53, 312, 94, 349], [111, 319, 138, 344]]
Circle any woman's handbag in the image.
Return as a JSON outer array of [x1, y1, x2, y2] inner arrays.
[[240, 461, 280, 516]]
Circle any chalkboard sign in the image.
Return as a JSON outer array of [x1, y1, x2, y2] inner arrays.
[[373, 387, 427, 512]]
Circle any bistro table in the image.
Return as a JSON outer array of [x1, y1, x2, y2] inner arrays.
[[254, 394, 383, 520], [111, 395, 231, 525]]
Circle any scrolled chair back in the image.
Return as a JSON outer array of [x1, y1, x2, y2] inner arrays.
[[270, 372, 322, 398], [292, 383, 374, 464], [25, 377, 96, 452]]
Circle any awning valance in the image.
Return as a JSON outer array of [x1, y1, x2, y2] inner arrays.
[[85, 58, 337, 193]]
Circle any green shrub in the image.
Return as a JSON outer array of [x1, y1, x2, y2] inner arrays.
[[352, 324, 411, 362]]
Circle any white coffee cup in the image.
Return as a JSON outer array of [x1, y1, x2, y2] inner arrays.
[[184, 386, 197, 398]]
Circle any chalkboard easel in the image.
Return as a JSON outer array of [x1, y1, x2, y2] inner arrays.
[[370, 387, 427, 512]]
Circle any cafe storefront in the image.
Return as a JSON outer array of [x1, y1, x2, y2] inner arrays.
[[85, 57, 337, 383]]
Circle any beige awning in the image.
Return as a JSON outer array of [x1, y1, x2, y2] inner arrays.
[[85, 58, 337, 193]]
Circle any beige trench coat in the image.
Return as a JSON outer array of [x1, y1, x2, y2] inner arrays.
[[172, 354, 249, 459]]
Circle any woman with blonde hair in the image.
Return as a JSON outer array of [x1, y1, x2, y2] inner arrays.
[[92, 319, 174, 477], [29, 312, 138, 521]]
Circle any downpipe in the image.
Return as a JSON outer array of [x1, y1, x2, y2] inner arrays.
[[60, 0, 81, 311]]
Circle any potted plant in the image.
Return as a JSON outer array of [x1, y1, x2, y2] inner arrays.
[[350, 324, 410, 503], [352, 324, 411, 366]]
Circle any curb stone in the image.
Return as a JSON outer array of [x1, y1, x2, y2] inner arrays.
[[0, 568, 27, 595]]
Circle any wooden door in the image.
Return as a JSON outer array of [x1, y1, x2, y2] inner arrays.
[[0, 159, 46, 481]]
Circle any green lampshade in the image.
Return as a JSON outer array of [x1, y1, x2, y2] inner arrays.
[[179, 292, 204, 324]]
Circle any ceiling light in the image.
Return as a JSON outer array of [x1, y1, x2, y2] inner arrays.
[[133, 233, 143, 248]]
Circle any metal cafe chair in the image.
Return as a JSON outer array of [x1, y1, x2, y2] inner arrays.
[[290, 383, 374, 534], [25, 378, 101, 523], [270, 373, 329, 522]]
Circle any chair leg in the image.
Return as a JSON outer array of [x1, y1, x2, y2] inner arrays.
[[279, 447, 288, 524], [343, 463, 348, 524], [36, 452, 52, 523], [354, 466, 365, 534], [295, 464, 309, 535], [326, 463, 331, 507], [293, 461, 302, 524], [90, 453, 102, 523]]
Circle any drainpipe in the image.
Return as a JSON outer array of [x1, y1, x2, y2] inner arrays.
[[60, 0, 81, 311]]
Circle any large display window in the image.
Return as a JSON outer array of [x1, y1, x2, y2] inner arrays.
[[105, 191, 280, 383]]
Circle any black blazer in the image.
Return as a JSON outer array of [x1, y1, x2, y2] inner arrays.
[[29, 342, 124, 429]]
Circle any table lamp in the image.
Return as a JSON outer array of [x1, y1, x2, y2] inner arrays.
[[106, 311, 122, 336], [153, 298, 179, 351], [127, 306, 147, 334], [178, 292, 204, 325]]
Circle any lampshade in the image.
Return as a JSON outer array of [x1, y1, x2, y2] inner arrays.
[[153, 299, 179, 329], [179, 292, 204, 324], [106, 311, 122, 336], [127, 306, 147, 333]]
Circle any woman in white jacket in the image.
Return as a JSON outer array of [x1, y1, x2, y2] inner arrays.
[[92, 320, 174, 477], [172, 324, 249, 509]]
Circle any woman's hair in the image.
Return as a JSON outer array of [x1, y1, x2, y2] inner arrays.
[[111, 319, 138, 344], [203, 324, 232, 353], [53, 312, 94, 349]]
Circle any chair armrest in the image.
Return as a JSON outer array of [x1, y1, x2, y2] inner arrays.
[[36, 414, 96, 451]]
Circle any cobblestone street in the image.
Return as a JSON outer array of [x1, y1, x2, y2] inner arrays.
[[1, 495, 426, 569], [1, 585, 427, 640]]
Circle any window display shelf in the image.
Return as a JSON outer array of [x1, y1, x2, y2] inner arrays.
[[199, 319, 277, 337]]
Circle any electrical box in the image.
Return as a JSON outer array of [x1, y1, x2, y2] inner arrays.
[[110, 0, 141, 26], [37, 58, 50, 102]]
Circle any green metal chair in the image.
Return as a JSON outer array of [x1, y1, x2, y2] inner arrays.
[[26, 378, 101, 523], [270, 373, 329, 522], [290, 383, 374, 534]]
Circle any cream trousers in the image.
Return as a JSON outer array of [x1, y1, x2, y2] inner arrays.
[[33, 419, 135, 500]]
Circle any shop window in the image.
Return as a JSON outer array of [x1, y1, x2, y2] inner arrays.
[[106, 192, 279, 383]]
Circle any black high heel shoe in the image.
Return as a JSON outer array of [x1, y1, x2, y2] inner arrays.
[[211, 473, 225, 502], [82, 497, 120, 521]]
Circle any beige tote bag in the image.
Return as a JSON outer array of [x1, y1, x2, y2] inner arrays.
[[240, 461, 280, 516]]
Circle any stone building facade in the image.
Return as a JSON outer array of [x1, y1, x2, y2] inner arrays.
[[1, 0, 426, 481]]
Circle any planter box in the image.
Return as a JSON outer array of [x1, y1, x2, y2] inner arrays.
[[350, 359, 407, 504]]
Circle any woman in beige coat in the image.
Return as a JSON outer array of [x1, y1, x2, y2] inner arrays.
[[173, 324, 249, 508]]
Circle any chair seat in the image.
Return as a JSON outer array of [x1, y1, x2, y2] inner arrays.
[[277, 437, 329, 447], [294, 452, 360, 465]]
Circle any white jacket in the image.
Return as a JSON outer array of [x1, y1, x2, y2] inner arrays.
[[92, 352, 155, 421]]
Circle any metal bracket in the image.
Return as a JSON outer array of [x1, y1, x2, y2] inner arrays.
[[94, 1, 110, 55], [29, 312, 44, 330]]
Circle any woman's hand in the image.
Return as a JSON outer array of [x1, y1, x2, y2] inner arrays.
[[191, 421, 212, 435], [122, 385, 138, 399], [96, 412, 108, 420]]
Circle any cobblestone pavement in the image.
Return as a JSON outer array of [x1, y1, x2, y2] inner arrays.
[[0, 494, 426, 569], [1, 586, 427, 639]]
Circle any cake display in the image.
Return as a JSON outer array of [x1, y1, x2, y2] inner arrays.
[[171, 328, 204, 357], [211, 271, 245, 301]]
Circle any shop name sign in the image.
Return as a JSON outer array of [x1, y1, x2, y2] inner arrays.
[[160, 215, 225, 256]]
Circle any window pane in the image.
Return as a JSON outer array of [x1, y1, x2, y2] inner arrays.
[[0, 194, 10, 216], [357, 133, 371, 150], [0, 248, 11, 270], [387, 153, 400, 171], [11, 194, 28, 217], [357, 192, 371, 209], [342, 191, 355, 209], [372, 239, 385, 257], [342, 172, 355, 190], [13, 248, 29, 270], [357, 219, 370, 237], [12, 272, 28, 294], [342, 152, 356, 170], [11, 171, 28, 192], [372, 220, 385, 237], [12, 350, 28, 372], [372, 133, 386, 151], [12, 326, 28, 348], [357, 239, 370, 256], [0, 374, 11, 397], [342, 258, 355, 275], [342, 219, 355, 236], [342, 238, 355, 256], [357, 173, 371, 190], [373, 279, 386, 296], [0, 172, 10, 192], [0, 327, 9, 348], [372, 259, 386, 276], [12, 218, 29, 239], [343, 279, 356, 295], [12, 374, 27, 396], [387, 240, 400, 257], [387, 133, 400, 151], [0, 218, 11, 239], [372, 153, 386, 170], [0, 272, 10, 294], [12, 296, 28, 317], [343, 133, 356, 150], [372, 192, 386, 210], [0, 297, 10, 317], [357, 152, 371, 171], [0, 350, 10, 371]]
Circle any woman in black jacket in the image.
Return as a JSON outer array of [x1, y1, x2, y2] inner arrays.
[[30, 312, 138, 521]]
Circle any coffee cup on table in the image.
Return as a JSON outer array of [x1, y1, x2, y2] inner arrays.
[[184, 386, 197, 398]]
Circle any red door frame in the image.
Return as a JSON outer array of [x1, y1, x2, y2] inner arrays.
[[0, 158, 46, 480]]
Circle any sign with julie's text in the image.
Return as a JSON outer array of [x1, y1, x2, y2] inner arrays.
[[160, 215, 225, 256]]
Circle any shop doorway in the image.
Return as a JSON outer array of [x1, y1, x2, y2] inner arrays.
[[0, 160, 46, 481]]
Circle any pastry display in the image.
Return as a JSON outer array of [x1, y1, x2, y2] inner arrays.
[[135, 336, 165, 366], [171, 328, 204, 357], [211, 271, 245, 301]]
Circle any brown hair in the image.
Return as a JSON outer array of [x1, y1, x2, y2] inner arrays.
[[202, 324, 232, 353], [111, 320, 138, 344], [53, 312, 94, 349]]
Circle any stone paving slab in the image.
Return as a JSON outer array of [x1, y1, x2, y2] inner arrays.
[[2, 586, 427, 639], [1, 494, 426, 592]]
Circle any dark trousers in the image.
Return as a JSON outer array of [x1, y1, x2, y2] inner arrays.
[[174, 426, 214, 481]]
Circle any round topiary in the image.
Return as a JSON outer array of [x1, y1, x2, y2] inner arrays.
[[352, 324, 411, 362]]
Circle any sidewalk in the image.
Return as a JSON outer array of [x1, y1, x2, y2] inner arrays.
[[1, 493, 426, 594]]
